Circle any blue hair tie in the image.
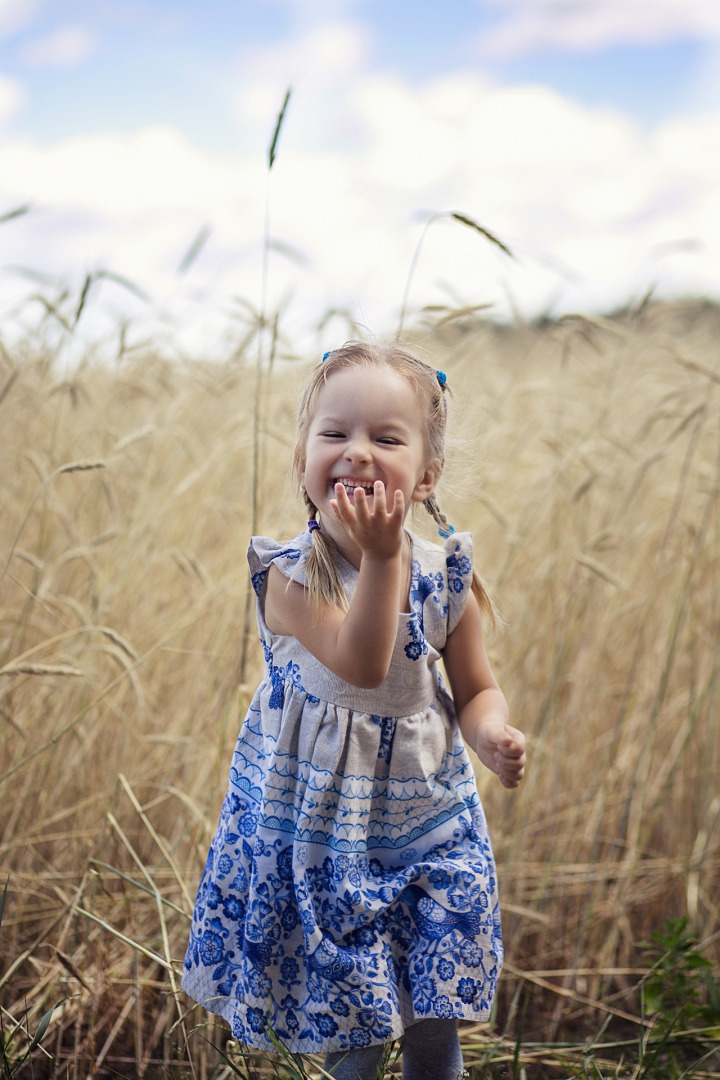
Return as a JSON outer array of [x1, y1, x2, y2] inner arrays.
[[437, 522, 455, 539], [322, 351, 331, 362], [307, 519, 320, 532], [436, 370, 447, 387]]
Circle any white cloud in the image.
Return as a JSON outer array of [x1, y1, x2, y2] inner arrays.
[[21, 25, 96, 69], [0, 72, 23, 125], [1, 74, 719, 356], [0, 0, 43, 38], [232, 19, 372, 145], [0, 126, 266, 238], [350, 75, 464, 190], [262, 0, 362, 23], [478, 0, 720, 58], [0, 126, 270, 354], [683, 39, 720, 111]]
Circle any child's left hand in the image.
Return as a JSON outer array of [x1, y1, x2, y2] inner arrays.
[[475, 722, 526, 789]]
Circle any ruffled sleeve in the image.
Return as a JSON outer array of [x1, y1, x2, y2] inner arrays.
[[406, 531, 475, 653], [444, 532, 474, 635], [247, 531, 312, 600]]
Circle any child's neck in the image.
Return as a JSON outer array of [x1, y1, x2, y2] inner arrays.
[[317, 515, 414, 611]]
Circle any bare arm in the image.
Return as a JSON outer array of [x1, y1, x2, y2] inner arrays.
[[264, 482, 407, 688], [443, 591, 526, 789]]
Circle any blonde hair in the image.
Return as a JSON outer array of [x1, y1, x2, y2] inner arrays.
[[292, 341, 496, 624]]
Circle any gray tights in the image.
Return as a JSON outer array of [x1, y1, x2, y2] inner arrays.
[[323, 1018, 463, 1080]]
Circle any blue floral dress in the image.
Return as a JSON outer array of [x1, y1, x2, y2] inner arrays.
[[182, 528, 503, 1054]]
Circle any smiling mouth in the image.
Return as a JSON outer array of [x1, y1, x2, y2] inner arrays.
[[333, 478, 377, 496]]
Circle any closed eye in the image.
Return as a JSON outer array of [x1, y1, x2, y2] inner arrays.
[[320, 431, 346, 439]]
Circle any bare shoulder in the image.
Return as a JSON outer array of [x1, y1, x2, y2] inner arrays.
[[264, 562, 346, 645], [264, 562, 308, 636]]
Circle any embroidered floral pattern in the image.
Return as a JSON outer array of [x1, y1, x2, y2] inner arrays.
[[447, 545, 472, 595], [182, 530, 501, 1055], [402, 550, 470, 660], [371, 715, 397, 761], [184, 831, 501, 1052]]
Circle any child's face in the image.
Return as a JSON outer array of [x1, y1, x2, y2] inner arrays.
[[301, 365, 438, 532]]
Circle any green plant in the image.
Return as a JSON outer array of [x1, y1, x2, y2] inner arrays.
[[0, 1006, 59, 1080], [641, 917, 719, 1030], [0, 881, 64, 1078], [637, 915, 720, 1078]]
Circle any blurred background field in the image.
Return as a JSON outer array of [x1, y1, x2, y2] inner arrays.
[[3, 4, 720, 1076], [1, 296, 719, 1078]]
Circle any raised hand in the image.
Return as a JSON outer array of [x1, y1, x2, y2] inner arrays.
[[330, 481, 405, 559]]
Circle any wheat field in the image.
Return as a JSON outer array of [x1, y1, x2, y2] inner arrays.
[[1, 299, 719, 1078]]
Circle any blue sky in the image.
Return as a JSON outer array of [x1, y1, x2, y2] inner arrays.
[[1, 0, 720, 353], [2, 1, 713, 145]]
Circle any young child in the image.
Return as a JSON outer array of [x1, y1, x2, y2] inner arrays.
[[182, 342, 526, 1080]]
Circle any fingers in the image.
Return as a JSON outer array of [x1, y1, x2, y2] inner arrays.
[[372, 480, 385, 501], [389, 485, 405, 522], [366, 481, 387, 519], [476, 721, 526, 789], [496, 726, 526, 788], [331, 481, 403, 528], [330, 480, 353, 519], [329, 481, 406, 560], [330, 482, 362, 531], [498, 726, 526, 760], [498, 770, 524, 790], [346, 481, 387, 518]]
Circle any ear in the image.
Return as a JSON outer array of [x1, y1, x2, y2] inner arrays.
[[411, 460, 440, 503]]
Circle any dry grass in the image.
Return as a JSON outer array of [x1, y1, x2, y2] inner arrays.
[[1, 300, 719, 1077]]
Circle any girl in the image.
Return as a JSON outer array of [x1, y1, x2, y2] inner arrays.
[[182, 342, 526, 1080]]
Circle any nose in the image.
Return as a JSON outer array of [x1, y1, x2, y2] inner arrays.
[[344, 434, 372, 463]]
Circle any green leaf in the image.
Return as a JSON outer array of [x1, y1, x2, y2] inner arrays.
[[268, 88, 291, 171], [449, 212, 514, 259], [686, 953, 712, 970], [95, 269, 151, 304], [0, 204, 31, 226], [27, 1002, 61, 1053], [177, 225, 212, 275], [74, 272, 94, 327]]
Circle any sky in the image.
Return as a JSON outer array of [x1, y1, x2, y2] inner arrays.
[[1, 0, 720, 357]]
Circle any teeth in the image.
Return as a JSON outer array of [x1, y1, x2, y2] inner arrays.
[[335, 479, 376, 494]]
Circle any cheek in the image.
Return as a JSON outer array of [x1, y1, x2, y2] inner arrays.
[[293, 440, 307, 482], [300, 449, 323, 489]]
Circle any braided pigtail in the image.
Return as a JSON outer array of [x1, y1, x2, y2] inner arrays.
[[423, 493, 454, 538], [423, 493, 498, 628], [470, 569, 499, 628], [302, 491, 349, 616]]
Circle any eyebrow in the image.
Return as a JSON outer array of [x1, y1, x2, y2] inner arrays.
[[317, 414, 412, 432]]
